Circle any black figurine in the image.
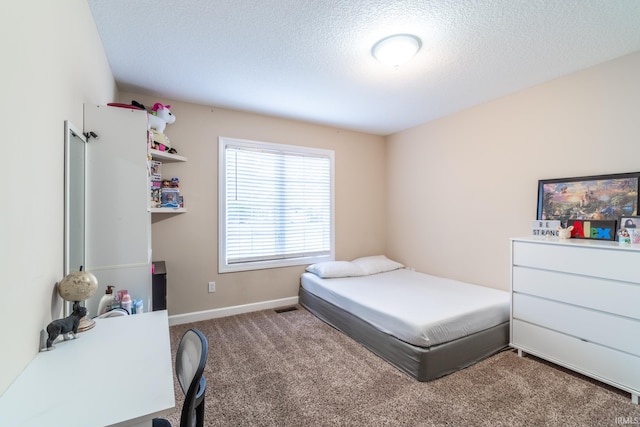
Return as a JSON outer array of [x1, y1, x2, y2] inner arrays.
[[44, 305, 87, 350]]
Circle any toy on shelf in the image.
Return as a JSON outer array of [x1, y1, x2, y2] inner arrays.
[[161, 178, 179, 188], [161, 188, 179, 208], [108, 100, 178, 154], [150, 186, 161, 208], [556, 225, 574, 239], [148, 103, 177, 153], [148, 103, 175, 133], [155, 177, 181, 208]]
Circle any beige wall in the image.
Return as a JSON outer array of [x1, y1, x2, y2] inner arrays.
[[387, 51, 640, 292], [1, 0, 117, 393], [119, 93, 387, 316]]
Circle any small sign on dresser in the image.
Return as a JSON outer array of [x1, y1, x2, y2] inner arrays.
[[531, 220, 561, 237]]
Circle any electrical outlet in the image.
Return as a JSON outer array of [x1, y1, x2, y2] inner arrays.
[[208, 281, 216, 293]]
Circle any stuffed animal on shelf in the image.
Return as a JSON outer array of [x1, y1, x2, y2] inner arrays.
[[148, 103, 176, 133], [43, 304, 87, 350], [150, 129, 177, 153], [111, 100, 179, 153], [556, 225, 574, 239]]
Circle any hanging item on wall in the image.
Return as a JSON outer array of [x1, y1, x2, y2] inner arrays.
[[537, 172, 640, 227]]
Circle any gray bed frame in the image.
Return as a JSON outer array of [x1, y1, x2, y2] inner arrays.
[[299, 286, 509, 381]]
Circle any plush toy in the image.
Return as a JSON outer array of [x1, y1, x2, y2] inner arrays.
[[556, 225, 574, 239], [150, 129, 174, 152], [148, 103, 176, 133], [115, 100, 178, 153]]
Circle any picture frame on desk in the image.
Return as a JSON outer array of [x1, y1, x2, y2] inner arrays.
[[537, 172, 640, 227], [620, 216, 640, 231], [619, 216, 640, 244]]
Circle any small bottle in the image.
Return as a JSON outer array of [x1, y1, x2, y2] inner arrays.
[[97, 285, 116, 315], [133, 299, 143, 314], [121, 292, 132, 314]]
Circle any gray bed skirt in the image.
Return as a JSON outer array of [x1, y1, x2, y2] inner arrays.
[[299, 286, 509, 382]]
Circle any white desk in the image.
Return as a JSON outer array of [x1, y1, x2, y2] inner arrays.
[[0, 311, 175, 426]]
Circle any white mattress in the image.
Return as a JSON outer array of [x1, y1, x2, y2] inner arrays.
[[300, 268, 510, 347]]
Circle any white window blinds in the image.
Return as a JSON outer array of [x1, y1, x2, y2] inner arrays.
[[219, 137, 334, 272]]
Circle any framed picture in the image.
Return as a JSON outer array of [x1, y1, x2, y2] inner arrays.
[[619, 215, 640, 244], [619, 216, 640, 230], [537, 172, 640, 226]]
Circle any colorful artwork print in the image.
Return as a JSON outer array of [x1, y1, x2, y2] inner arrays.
[[537, 173, 639, 226]]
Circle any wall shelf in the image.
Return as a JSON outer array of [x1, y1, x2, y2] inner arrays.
[[149, 148, 187, 215], [150, 207, 187, 214], [150, 149, 187, 163]]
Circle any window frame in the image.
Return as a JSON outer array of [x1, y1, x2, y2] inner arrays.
[[218, 136, 335, 273]]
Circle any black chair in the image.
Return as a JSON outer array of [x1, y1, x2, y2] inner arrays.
[[154, 328, 209, 427]]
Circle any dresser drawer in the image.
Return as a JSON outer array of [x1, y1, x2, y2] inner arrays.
[[512, 240, 640, 283], [511, 320, 640, 395], [513, 293, 640, 356], [512, 266, 640, 320]]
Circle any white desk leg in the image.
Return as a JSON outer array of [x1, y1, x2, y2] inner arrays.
[[517, 349, 523, 357], [632, 393, 638, 405]]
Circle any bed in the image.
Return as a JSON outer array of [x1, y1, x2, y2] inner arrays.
[[299, 255, 510, 381]]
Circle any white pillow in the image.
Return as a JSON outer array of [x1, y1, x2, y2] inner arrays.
[[351, 255, 404, 275], [306, 261, 365, 278]]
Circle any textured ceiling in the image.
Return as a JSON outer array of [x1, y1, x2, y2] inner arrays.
[[87, 0, 640, 135]]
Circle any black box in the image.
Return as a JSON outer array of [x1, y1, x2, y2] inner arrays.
[[152, 261, 167, 311]]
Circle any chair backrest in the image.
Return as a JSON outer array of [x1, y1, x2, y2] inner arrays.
[[176, 328, 208, 427]]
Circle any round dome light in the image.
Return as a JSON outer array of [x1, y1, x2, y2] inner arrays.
[[372, 34, 422, 68]]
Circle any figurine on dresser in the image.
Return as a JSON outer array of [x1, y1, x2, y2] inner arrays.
[[43, 304, 87, 350]]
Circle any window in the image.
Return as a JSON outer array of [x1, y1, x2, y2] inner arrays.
[[219, 137, 334, 272]]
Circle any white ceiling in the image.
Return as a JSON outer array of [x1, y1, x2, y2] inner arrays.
[[87, 0, 640, 136]]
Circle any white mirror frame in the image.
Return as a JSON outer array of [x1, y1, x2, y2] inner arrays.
[[63, 121, 87, 314]]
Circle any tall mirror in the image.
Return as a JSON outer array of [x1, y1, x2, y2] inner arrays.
[[64, 121, 87, 281]]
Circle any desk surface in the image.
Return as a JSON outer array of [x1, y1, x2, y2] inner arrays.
[[0, 311, 175, 427]]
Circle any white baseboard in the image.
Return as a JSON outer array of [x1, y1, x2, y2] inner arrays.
[[168, 296, 299, 326]]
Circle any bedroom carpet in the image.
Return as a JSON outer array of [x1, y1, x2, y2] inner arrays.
[[164, 305, 640, 426]]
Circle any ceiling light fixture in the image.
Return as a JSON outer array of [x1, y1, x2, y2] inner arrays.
[[372, 34, 422, 69]]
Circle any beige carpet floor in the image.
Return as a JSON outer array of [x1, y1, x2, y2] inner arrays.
[[162, 306, 640, 426]]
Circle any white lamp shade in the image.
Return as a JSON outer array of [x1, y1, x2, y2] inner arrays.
[[372, 34, 422, 68]]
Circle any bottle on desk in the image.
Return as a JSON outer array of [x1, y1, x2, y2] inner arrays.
[[133, 299, 143, 314], [121, 292, 132, 314], [97, 285, 116, 315]]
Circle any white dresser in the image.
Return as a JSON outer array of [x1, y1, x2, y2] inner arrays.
[[510, 237, 640, 404]]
